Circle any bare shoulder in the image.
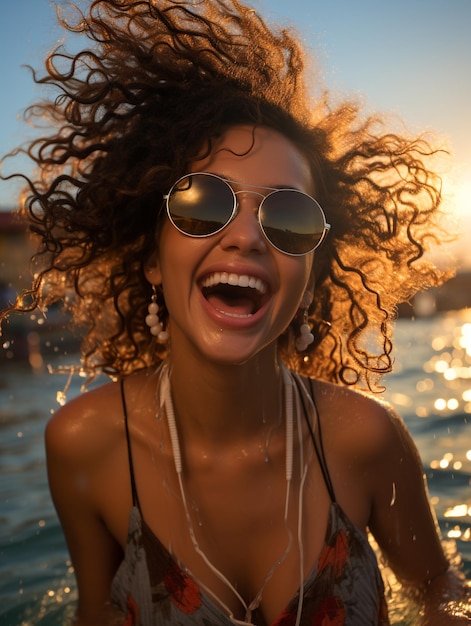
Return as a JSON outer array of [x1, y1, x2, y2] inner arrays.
[[45, 379, 124, 465], [307, 378, 428, 533], [45, 368, 158, 464], [309, 378, 412, 465]]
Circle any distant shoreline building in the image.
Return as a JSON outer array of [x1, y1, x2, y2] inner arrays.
[[0, 209, 79, 364], [397, 271, 471, 318], [0, 209, 36, 293]]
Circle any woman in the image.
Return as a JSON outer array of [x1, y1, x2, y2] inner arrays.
[[1, 1, 470, 624]]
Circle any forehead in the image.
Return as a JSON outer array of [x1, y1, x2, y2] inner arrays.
[[191, 125, 314, 194]]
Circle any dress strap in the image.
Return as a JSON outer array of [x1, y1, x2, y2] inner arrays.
[[120, 379, 140, 509], [294, 375, 337, 503]]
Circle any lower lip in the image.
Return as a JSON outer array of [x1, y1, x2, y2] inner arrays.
[[198, 290, 271, 329]]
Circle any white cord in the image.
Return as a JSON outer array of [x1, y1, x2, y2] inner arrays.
[[160, 363, 296, 625], [293, 376, 308, 626], [161, 367, 182, 473], [282, 365, 294, 482], [163, 364, 249, 613]]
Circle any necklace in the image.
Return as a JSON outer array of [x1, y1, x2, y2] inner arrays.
[[159, 362, 306, 626]]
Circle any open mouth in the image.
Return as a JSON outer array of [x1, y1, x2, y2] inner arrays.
[[200, 272, 269, 318]]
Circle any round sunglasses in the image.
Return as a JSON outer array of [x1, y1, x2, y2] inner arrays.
[[164, 172, 330, 256]]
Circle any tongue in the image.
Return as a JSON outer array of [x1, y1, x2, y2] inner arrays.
[[206, 293, 255, 316]]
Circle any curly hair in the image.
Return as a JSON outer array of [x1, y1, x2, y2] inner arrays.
[[0, 0, 451, 388]]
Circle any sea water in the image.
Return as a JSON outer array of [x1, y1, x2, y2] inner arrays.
[[1, 309, 470, 625]]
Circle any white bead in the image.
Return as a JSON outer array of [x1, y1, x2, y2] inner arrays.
[[296, 324, 314, 352], [158, 330, 169, 342], [146, 293, 168, 343], [296, 337, 308, 351], [146, 314, 159, 327], [150, 323, 163, 336]]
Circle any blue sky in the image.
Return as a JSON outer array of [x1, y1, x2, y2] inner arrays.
[[1, 0, 470, 249]]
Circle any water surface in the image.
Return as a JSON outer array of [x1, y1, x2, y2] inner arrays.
[[1, 310, 470, 624]]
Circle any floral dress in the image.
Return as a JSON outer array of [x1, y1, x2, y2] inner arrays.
[[111, 380, 390, 625], [111, 502, 389, 626]]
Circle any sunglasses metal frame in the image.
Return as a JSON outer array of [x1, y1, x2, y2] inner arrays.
[[164, 172, 331, 256]]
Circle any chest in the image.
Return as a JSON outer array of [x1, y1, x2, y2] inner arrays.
[[103, 414, 373, 622], [127, 459, 334, 623]]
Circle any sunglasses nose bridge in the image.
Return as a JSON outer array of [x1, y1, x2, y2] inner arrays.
[[221, 189, 269, 252], [233, 189, 265, 218]]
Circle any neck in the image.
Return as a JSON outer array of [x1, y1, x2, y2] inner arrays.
[[163, 347, 284, 444]]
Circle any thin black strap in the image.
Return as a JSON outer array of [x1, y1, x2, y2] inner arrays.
[[293, 374, 337, 503], [120, 379, 140, 509]]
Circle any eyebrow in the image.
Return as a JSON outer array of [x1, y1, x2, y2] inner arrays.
[[204, 171, 303, 192]]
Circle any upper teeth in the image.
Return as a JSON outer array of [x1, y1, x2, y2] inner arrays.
[[201, 272, 267, 294]]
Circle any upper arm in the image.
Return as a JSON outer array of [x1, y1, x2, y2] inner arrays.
[[45, 391, 124, 622], [367, 404, 449, 588]]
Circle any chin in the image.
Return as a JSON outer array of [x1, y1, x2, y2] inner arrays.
[[196, 337, 277, 368]]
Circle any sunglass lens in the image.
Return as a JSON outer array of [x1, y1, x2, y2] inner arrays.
[[167, 174, 235, 236], [260, 190, 326, 254]]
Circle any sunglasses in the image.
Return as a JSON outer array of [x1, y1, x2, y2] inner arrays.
[[164, 172, 330, 256]]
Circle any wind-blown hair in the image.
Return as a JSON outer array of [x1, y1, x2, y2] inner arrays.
[[0, 0, 450, 388]]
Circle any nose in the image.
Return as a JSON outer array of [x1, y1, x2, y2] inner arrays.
[[219, 192, 268, 255]]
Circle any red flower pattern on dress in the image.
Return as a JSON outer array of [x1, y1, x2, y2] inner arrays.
[[317, 529, 349, 579], [123, 593, 139, 626], [271, 608, 298, 625], [312, 595, 346, 626], [163, 562, 202, 614], [114, 500, 390, 624]]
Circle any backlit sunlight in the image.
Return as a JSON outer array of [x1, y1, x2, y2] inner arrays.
[[442, 167, 471, 268]]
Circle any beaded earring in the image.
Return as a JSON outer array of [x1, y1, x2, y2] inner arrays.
[[295, 291, 314, 352], [145, 286, 169, 343]]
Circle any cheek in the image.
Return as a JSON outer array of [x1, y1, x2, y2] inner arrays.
[[277, 256, 313, 324], [285, 255, 314, 292], [157, 229, 207, 299]]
